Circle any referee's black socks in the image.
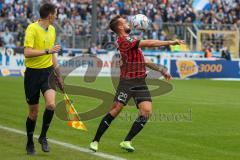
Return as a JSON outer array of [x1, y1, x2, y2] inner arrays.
[[40, 108, 54, 138], [124, 115, 148, 141], [26, 117, 36, 145], [93, 113, 115, 142]]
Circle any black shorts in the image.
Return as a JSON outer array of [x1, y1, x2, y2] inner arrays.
[[24, 66, 55, 105], [114, 78, 152, 107]]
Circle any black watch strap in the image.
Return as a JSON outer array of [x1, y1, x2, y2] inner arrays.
[[45, 49, 49, 54]]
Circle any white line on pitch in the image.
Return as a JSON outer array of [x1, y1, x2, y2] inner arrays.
[[0, 125, 126, 160]]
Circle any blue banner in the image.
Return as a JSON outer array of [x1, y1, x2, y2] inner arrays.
[[171, 59, 240, 78]]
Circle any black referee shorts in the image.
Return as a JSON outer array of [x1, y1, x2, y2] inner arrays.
[[24, 66, 55, 105], [114, 78, 152, 107]]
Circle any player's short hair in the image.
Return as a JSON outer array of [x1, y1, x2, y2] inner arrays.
[[39, 3, 57, 19], [109, 15, 122, 33]]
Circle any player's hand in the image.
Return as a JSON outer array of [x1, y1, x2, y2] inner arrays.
[[173, 40, 185, 45], [162, 71, 173, 81], [50, 45, 61, 54]]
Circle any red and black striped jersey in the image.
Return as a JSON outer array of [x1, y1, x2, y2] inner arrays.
[[117, 36, 146, 79]]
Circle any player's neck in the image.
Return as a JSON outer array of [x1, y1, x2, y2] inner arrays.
[[118, 31, 129, 37], [38, 19, 50, 29]]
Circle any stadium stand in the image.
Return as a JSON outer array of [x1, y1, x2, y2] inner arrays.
[[0, 0, 239, 52]]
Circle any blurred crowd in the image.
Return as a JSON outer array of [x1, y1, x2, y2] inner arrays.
[[0, 0, 32, 48], [0, 0, 239, 49], [51, 0, 240, 48]]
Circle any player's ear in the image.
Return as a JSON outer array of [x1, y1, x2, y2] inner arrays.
[[118, 25, 124, 30], [47, 14, 51, 20], [49, 13, 55, 20]]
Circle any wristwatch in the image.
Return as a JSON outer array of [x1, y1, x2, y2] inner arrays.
[[45, 49, 49, 54]]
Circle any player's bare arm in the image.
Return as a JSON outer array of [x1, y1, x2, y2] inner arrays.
[[24, 45, 61, 58], [139, 39, 185, 48], [145, 59, 172, 81], [141, 39, 182, 80]]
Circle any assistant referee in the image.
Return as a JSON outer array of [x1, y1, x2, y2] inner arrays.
[[24, 3, 62, 155]]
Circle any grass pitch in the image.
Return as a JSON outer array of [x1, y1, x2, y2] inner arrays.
[[0, 77, 240, 160]]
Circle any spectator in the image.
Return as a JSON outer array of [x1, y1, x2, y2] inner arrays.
[[1, 28, 14, 45], [90, 43, 98, 54], [221, 47, 232, 60], [0, 0, 239, 49], [58, 8, 67, 21], [5, 38, 16, 48], [204, 48, 213, 58], [63, 21, 74, 36]]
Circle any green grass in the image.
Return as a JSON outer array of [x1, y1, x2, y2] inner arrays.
[[1, 77, 240, 160]]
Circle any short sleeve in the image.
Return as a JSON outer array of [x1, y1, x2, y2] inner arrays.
[[118, 37, 140, 52], [24, 25, 35, 48]]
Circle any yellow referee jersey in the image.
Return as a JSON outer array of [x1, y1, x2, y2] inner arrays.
[[24, 21, 56, 69]]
